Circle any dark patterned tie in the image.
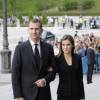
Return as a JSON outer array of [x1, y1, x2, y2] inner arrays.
[[34, 44, 40, 71]]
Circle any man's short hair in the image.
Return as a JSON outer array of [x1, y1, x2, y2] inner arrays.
[[30, 18, 42, 28]]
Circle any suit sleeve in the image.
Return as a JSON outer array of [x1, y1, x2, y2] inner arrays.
[[78, 55, 85, 99], [44, 45, 56, 84], [12, 45, 23, 99]]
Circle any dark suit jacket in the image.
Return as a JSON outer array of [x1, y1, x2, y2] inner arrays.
[[12, 40, 55, 100], [87, 47, 95, 65], [55, 53, 85, 99]]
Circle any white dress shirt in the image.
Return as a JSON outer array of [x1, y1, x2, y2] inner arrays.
[[29, 39, 41, 56]]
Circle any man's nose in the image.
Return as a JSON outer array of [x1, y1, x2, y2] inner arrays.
[[32, 29, 36, 33]]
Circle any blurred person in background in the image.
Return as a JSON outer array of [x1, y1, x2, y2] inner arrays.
[[86, 42, 95, 84]]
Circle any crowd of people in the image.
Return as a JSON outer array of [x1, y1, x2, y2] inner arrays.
[[1, 15, 100, 29], [47, 16, 100, 29]]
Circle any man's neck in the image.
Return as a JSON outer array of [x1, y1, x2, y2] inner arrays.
[[30, 38, 40, 44], [29, 38, 40, 45]]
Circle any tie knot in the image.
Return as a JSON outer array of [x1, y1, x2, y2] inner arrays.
[[35, 44, 38, 46], [34, 44, 39, 54], [34, 44, 38, 49]]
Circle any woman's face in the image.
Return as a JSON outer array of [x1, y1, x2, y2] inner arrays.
[[62, 39, 73, 54]]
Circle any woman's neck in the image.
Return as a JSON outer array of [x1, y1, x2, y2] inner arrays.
[[64, 53, 72, 65], [64, 53, 72, 58]]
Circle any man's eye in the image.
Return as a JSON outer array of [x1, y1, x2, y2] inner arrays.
[[30, 28, 33, 30]]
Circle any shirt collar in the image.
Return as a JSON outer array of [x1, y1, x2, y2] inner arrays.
[[29, 39, 41, 56]]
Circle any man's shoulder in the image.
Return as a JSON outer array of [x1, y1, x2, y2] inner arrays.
[[87, 48, 95, 53], [41, 41, 53, 48], [16, 40, 29, 49]]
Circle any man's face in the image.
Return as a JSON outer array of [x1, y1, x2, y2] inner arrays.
[[28, 22, 42, 42]]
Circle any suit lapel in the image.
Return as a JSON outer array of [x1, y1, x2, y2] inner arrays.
[[26, 40, 47, 73], [26, 40, 38, 72], [39, 41, 46, 71]]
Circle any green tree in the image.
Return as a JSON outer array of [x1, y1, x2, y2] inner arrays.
[[7, 0, 16, 16], [59, 0, 78, 11], [81, 0, 95, 10]]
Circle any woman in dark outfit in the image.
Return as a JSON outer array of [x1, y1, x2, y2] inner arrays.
[[55, 35, 85, 100]]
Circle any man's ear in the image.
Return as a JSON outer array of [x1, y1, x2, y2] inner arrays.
[[41, 28, 43, 33], [40, 28, 43, 35]]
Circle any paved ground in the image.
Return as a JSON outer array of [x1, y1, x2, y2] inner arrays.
[[0, 74, 100, 100]]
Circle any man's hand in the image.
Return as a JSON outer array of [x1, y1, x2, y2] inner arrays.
[[17, 97, 24, 100], [35, 78, 46, 87]]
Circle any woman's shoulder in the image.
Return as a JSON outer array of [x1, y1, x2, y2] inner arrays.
[[55, 53, 63, 61], [55, 54, 60, 60]]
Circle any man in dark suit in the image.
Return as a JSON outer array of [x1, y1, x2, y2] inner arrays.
[[12, 19, 55, 100], [87, 42, 95, 84]]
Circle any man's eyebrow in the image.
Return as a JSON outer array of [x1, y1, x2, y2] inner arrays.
[[29, 27, 40, 29]]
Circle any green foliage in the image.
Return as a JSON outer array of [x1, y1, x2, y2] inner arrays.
[[7, 0, 16, 16], [18, 15, 23, 24], [35, 0, 55, 11], [81, 0, 95, 10], [0, 0, 2, 16], [41, 14, 48, 25], [0, 0, 100, 17], [35, 2, 50, 11], [0, 0, 2, 9], [63, 0, 78, 11]]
